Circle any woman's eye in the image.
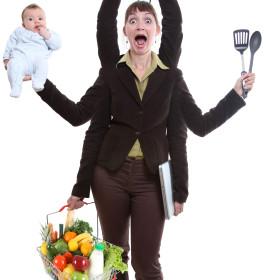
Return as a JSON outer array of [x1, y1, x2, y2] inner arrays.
[[145, 18, 152, 24], [129, 18, 136, 24]]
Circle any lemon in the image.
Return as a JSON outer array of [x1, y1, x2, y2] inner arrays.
[[40, 241, 48, 256], [68, 239, 79, 252]]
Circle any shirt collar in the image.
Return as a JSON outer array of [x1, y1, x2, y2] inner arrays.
[[117, 51, 169, 71]]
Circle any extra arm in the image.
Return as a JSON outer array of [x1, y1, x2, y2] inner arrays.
[[167, 91, 189, 203], [176, 70, 246, 137], [36, 70, 108, 126], [167, 69, 246, 203], [71, 76, 111, 197], [158, 0, 183, 68], [97, 0, 121, 67]]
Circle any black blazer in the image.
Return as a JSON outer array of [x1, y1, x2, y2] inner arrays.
[[38, 66, 245, 202], [77, 0, 187, 202], [81, 0, 188, 202], [37, 0, 245, 202]]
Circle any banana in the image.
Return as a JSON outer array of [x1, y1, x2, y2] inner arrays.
[[79, 236, 93, 245], [71, 232, 92, 243], [68, 232, 93, 252]]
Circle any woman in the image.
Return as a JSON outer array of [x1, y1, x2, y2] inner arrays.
[[69, 0, 188, 217], [37, 1, 187, 278], [36, 1, 255, 279]]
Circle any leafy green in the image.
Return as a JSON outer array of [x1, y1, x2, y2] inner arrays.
[[104, 244, 128, 274], [67, 219, 93, 235]]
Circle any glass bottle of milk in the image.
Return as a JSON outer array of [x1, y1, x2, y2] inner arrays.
[[89, 242, 105, 278]]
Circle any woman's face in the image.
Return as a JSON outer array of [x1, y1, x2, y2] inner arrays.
[[123, 9, 160, 56]]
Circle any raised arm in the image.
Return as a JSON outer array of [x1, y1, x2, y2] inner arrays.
[[45, 31, 61, 50], [96, 0, 121, 67], [36, 70, 108, 126], [158, 0, 183, 68], [96, 0, 183, 68], [175, 70, 246, 137]]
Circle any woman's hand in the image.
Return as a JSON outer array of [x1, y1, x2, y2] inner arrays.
[[23, 75, 31, 81], [67, 195, 85, 210], [174, 201, 184, 216], [3, 59, 9, 70], [234, 72, 256, 97]]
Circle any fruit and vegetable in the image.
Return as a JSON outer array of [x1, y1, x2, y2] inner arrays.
[[40, 214, 128, 279]]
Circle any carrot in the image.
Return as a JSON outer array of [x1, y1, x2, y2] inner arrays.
[[51, 230, 58, 243]]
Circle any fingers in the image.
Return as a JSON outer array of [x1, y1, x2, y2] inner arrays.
[[174, 201, 184, 216], [23, 75, 31, 81], [242, 73, 255, 91], [3, 59, 9, 70], [67, 196, 85, 210], [234, 72, 256, 96]]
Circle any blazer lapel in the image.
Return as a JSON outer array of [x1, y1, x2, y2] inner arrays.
[[141, 69, 167, 105], [117, 66, 142, 105]]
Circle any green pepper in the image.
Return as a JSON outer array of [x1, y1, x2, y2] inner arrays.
[[54, 239, 68, 254], [46, 244, 58, 261]]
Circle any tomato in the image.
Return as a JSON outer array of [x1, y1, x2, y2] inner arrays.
[[63, 251, 74, 263], [53, 255, 67, 271], [71, 271, 89, 280]]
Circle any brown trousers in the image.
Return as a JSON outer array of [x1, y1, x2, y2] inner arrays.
[[92, 158, 165, 280]]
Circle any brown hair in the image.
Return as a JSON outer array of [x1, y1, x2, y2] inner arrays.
[[21, 3, 43, 21], [125, 1, 159, 26]]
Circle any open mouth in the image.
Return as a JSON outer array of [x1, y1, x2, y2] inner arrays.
[[135, 35, 147, 47]]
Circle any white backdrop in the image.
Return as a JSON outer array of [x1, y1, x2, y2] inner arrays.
[[0, 0, 279, 279]]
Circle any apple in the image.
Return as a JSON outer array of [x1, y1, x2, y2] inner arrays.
[[72, 255, 90, 272], [71, 271, 89, 280]]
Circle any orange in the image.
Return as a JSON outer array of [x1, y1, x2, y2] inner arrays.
[[63, 231, 77, 242]]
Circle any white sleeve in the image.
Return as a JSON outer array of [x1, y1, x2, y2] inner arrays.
[[45, 31, 61, 50], [3, 29, 18, 60]]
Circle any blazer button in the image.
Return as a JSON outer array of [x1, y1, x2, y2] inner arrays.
[[138, 110, 143, 115], [135, 131, 141, 136]]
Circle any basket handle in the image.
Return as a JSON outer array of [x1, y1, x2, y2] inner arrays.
[[46, 201, 100, 238], [58, 201, 95, 212]]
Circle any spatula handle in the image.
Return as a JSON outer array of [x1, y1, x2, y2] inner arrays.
[[241, 71, 248, 99]]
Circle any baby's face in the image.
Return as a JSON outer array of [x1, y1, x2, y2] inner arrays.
[[22, 8, 46, 33]]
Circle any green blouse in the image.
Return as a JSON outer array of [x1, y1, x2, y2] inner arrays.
[[118, 51, 169, 158]]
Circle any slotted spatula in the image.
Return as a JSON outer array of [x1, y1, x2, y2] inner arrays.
[[233, 29, 250, 73]]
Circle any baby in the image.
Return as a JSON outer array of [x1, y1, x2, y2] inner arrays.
[[3, 3, 61, 97]]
